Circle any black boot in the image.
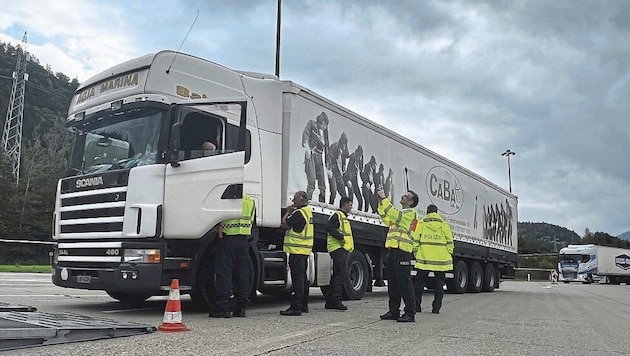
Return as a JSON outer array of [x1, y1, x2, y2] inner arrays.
[[397, 312, 415, 322], [208, 310, 231, 318], [280, 307, 302, 316], [233, 308, 246, 317], [379, 311, 399, 320], [325, 301, 348, 310]]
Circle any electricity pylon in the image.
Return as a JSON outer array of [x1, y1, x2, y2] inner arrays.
[[2, 32, 29, 183]]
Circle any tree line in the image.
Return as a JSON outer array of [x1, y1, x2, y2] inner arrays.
[[0, 41, 78, 263]]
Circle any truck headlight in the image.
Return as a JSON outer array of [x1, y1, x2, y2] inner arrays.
[[123, 249, 161, 263]]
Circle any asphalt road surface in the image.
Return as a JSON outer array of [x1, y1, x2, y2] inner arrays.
[[0, 273, 628, 355]]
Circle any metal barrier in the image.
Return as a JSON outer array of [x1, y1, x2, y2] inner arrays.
[[0, 311, 156, 351]]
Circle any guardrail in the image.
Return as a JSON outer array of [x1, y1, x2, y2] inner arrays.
[[0, 239, 55, 245]]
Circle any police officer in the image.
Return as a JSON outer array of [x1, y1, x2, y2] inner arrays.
[[209, 193, 255, 318], [325, 197, 354, 310], [280, 191, 314, 316], [413, 204, 454, 314], [376, 188, 419, 323]]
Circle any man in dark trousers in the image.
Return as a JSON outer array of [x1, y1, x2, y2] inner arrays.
[[325, 197, 354, 310], [280, 191, 314, 316], [209, 193, 255, 318], [377, 188, 419, 323], [413, 204, 454, 314]]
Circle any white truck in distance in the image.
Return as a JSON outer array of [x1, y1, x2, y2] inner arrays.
[[52, 51, 518, 308], [558, 244, 630, 284]]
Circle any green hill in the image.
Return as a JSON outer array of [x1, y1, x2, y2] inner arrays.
[[0, 40, 78, 263], [618, 231, 630, 241]]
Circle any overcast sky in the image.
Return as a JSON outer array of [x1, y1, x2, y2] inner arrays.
[[1, 0, 629, 237]]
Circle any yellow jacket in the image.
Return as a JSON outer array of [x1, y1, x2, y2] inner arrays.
[[413, 212, 454, 271], [378, 198, 418, 253]]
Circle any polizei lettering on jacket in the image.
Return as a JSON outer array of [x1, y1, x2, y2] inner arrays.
[[76, 176, 104, 189]]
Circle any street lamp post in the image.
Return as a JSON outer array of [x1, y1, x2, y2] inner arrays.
[[501, 149, 516, 193]]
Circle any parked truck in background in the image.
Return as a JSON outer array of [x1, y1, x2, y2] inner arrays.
[[558, 244, 630, 284], [51, 51, 517, 308]]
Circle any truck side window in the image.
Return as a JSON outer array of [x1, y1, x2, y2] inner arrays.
[[176, 108, 250, 163], [178, 111, 223, 160]]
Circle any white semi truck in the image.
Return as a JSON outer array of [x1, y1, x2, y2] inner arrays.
[[558, 244, 630, 284], [51, 51, 518, 307]]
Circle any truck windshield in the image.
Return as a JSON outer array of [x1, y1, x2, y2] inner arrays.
[[559, 254, 580, 264], [67, 105, 167, 176]]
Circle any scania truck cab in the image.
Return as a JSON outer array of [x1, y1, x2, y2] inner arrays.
[[52, 52, 266, 306]]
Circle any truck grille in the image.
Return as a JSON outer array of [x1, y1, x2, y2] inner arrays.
[[58, 186, 127, 238]]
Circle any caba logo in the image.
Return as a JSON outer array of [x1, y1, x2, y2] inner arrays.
[[426, 166, 463, 215], [615, 254, 630, 270]]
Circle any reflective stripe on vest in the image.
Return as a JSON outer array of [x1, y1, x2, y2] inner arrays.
[[379, 199, 417, 253], [283, 206, 314, 255], [327, 211, 354, 253], [221, 194, 255, 236]]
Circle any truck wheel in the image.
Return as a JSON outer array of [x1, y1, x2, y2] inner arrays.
[[343, 250, 369, 300], [585, 274, 593, 284], [190, 248, 217, 311], [446, 260, 468, 294], [106, 291, 150, 305], [468, 262, 483, 293], [482, 263, 496, 292], [247, 254, 258, 302]]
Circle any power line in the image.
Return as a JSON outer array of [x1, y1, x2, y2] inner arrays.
[[2, 73, 72, 102], [25, 81, 72, 102]]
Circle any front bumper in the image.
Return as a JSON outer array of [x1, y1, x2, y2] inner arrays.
[[52, 262, 163, 294]]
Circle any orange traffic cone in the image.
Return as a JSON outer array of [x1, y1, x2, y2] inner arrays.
[[158, 279, 190, 332]]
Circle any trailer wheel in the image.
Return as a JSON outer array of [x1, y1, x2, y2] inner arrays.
[[106, 291, 151, 305], [446, 260, 468, 294], [343, 250, 369, 300], [468, 262, 483, 293], [482, 263, 496, 292]]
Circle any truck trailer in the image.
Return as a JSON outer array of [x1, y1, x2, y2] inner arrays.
[[558, 244, 630, 284], [51, 51, 518, 308]]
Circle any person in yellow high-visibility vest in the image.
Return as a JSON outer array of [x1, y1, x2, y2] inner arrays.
[[209, 193, 255, 318], [413, 204, 454, 314], [325, 197, 354, 311], [377, 188, 419, 323], [280, 191, 314, 316]]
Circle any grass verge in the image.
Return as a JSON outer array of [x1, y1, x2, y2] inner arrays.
[[0, 265, 52, 273]]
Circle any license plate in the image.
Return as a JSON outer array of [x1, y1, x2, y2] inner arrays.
[[77, 275, 92, 284]]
